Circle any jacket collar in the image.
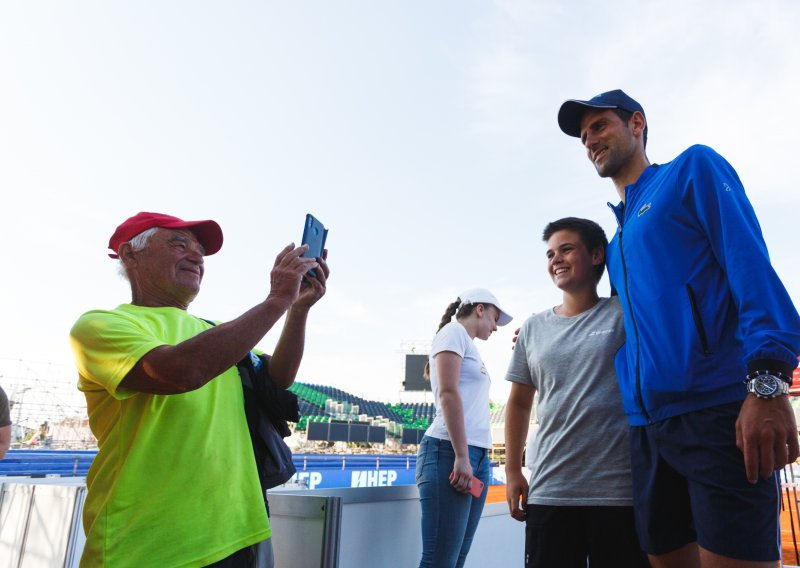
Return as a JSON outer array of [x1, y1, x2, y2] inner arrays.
[[608, 164, 660, 227]]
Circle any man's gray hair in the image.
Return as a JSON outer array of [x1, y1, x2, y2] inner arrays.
[[118, 227, 161, 280]]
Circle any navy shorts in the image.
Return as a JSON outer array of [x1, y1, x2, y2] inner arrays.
[[630, 401, 781, 561], [524, 505, 649, 568]]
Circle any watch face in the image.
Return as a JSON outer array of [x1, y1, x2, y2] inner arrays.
[[754, 375, 780, 397]]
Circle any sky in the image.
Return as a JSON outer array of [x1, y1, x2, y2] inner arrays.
[[1, 0, 799, 406]]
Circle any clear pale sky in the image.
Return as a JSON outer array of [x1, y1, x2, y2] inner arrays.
[[1, 1, 798, 404]]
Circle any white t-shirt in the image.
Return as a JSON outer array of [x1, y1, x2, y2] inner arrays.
[[425, 321, 492, 449]]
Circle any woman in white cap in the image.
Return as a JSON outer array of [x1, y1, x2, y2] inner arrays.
[[416, 288, 512, 568]]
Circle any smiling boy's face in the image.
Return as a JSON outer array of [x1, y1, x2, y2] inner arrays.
[[545, 229, 603, 292]]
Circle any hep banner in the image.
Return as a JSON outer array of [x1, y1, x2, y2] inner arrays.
[[291, 468, 416, 490]]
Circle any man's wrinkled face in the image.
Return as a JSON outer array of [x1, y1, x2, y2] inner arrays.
[[131, 229, 205, 307]]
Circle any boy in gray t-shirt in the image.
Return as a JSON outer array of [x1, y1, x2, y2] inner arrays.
[[504, 218, 648, 567]]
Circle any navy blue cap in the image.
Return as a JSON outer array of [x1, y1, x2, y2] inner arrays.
[[558, 89, 645, 138]]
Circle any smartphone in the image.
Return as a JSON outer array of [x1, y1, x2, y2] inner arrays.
[[301, 214, 328, 278], [468, 476, 485, 498], [449, 471, 485, 498]]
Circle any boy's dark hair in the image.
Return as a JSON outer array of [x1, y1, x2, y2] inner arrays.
[[613, 108, 648, 149], [542, 217, 608, 282]]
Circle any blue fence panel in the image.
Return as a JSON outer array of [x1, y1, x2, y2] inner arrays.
[[0, 450, 495, 486]]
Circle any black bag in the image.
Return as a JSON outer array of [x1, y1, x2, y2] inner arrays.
[[237, 352, 299, 491], [199, 319, 299, 492]]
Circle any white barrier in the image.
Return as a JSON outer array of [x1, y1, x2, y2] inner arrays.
[[0, 480, 522, 567], [0, 479, 85, 568]]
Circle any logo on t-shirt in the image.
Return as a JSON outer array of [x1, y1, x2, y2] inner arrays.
[[589, 328, 614, 336], [637, 203, 652, 217]]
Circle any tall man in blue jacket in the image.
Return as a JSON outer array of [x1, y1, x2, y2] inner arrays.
[[558, 90, 800, 567]]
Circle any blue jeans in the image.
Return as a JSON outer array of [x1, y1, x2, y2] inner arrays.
[[416, 435, 491, 568]]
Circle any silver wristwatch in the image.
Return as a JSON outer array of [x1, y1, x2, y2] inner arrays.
[[745, 372, 790, 399]]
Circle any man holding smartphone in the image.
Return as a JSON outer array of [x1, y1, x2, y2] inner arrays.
[[70, 211, 329, 568]]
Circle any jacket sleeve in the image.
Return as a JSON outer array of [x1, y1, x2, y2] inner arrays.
[[683, 145, 800, 376]]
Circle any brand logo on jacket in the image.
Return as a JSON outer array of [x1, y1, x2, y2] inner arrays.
[[637, 203, 652, 217]]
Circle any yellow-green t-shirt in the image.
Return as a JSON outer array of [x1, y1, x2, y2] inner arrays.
[[70, 304, 271, 568]]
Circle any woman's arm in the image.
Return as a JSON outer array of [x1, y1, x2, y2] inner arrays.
[[435, 351, 472, 494]]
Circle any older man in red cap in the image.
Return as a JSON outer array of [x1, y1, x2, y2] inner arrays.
[[70, 211, 329, 568]]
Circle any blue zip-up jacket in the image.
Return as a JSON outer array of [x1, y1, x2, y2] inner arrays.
[[606, 144, 800, 426]]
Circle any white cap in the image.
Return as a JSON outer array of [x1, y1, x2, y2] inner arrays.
[[459, 288, 513, 326]]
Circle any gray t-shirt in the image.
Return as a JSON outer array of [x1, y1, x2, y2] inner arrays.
[[505, 297, 632, 506]]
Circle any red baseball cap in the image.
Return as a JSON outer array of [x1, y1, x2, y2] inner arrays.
[[108, 212, 223, 258]]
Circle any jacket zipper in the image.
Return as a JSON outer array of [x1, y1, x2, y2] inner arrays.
[[685, 284, 713, 355], [611, 203, 652, 424]]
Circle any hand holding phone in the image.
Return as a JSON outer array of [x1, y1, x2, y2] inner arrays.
[[450, 471, 485, 498], [301, 214, 328, 278]]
